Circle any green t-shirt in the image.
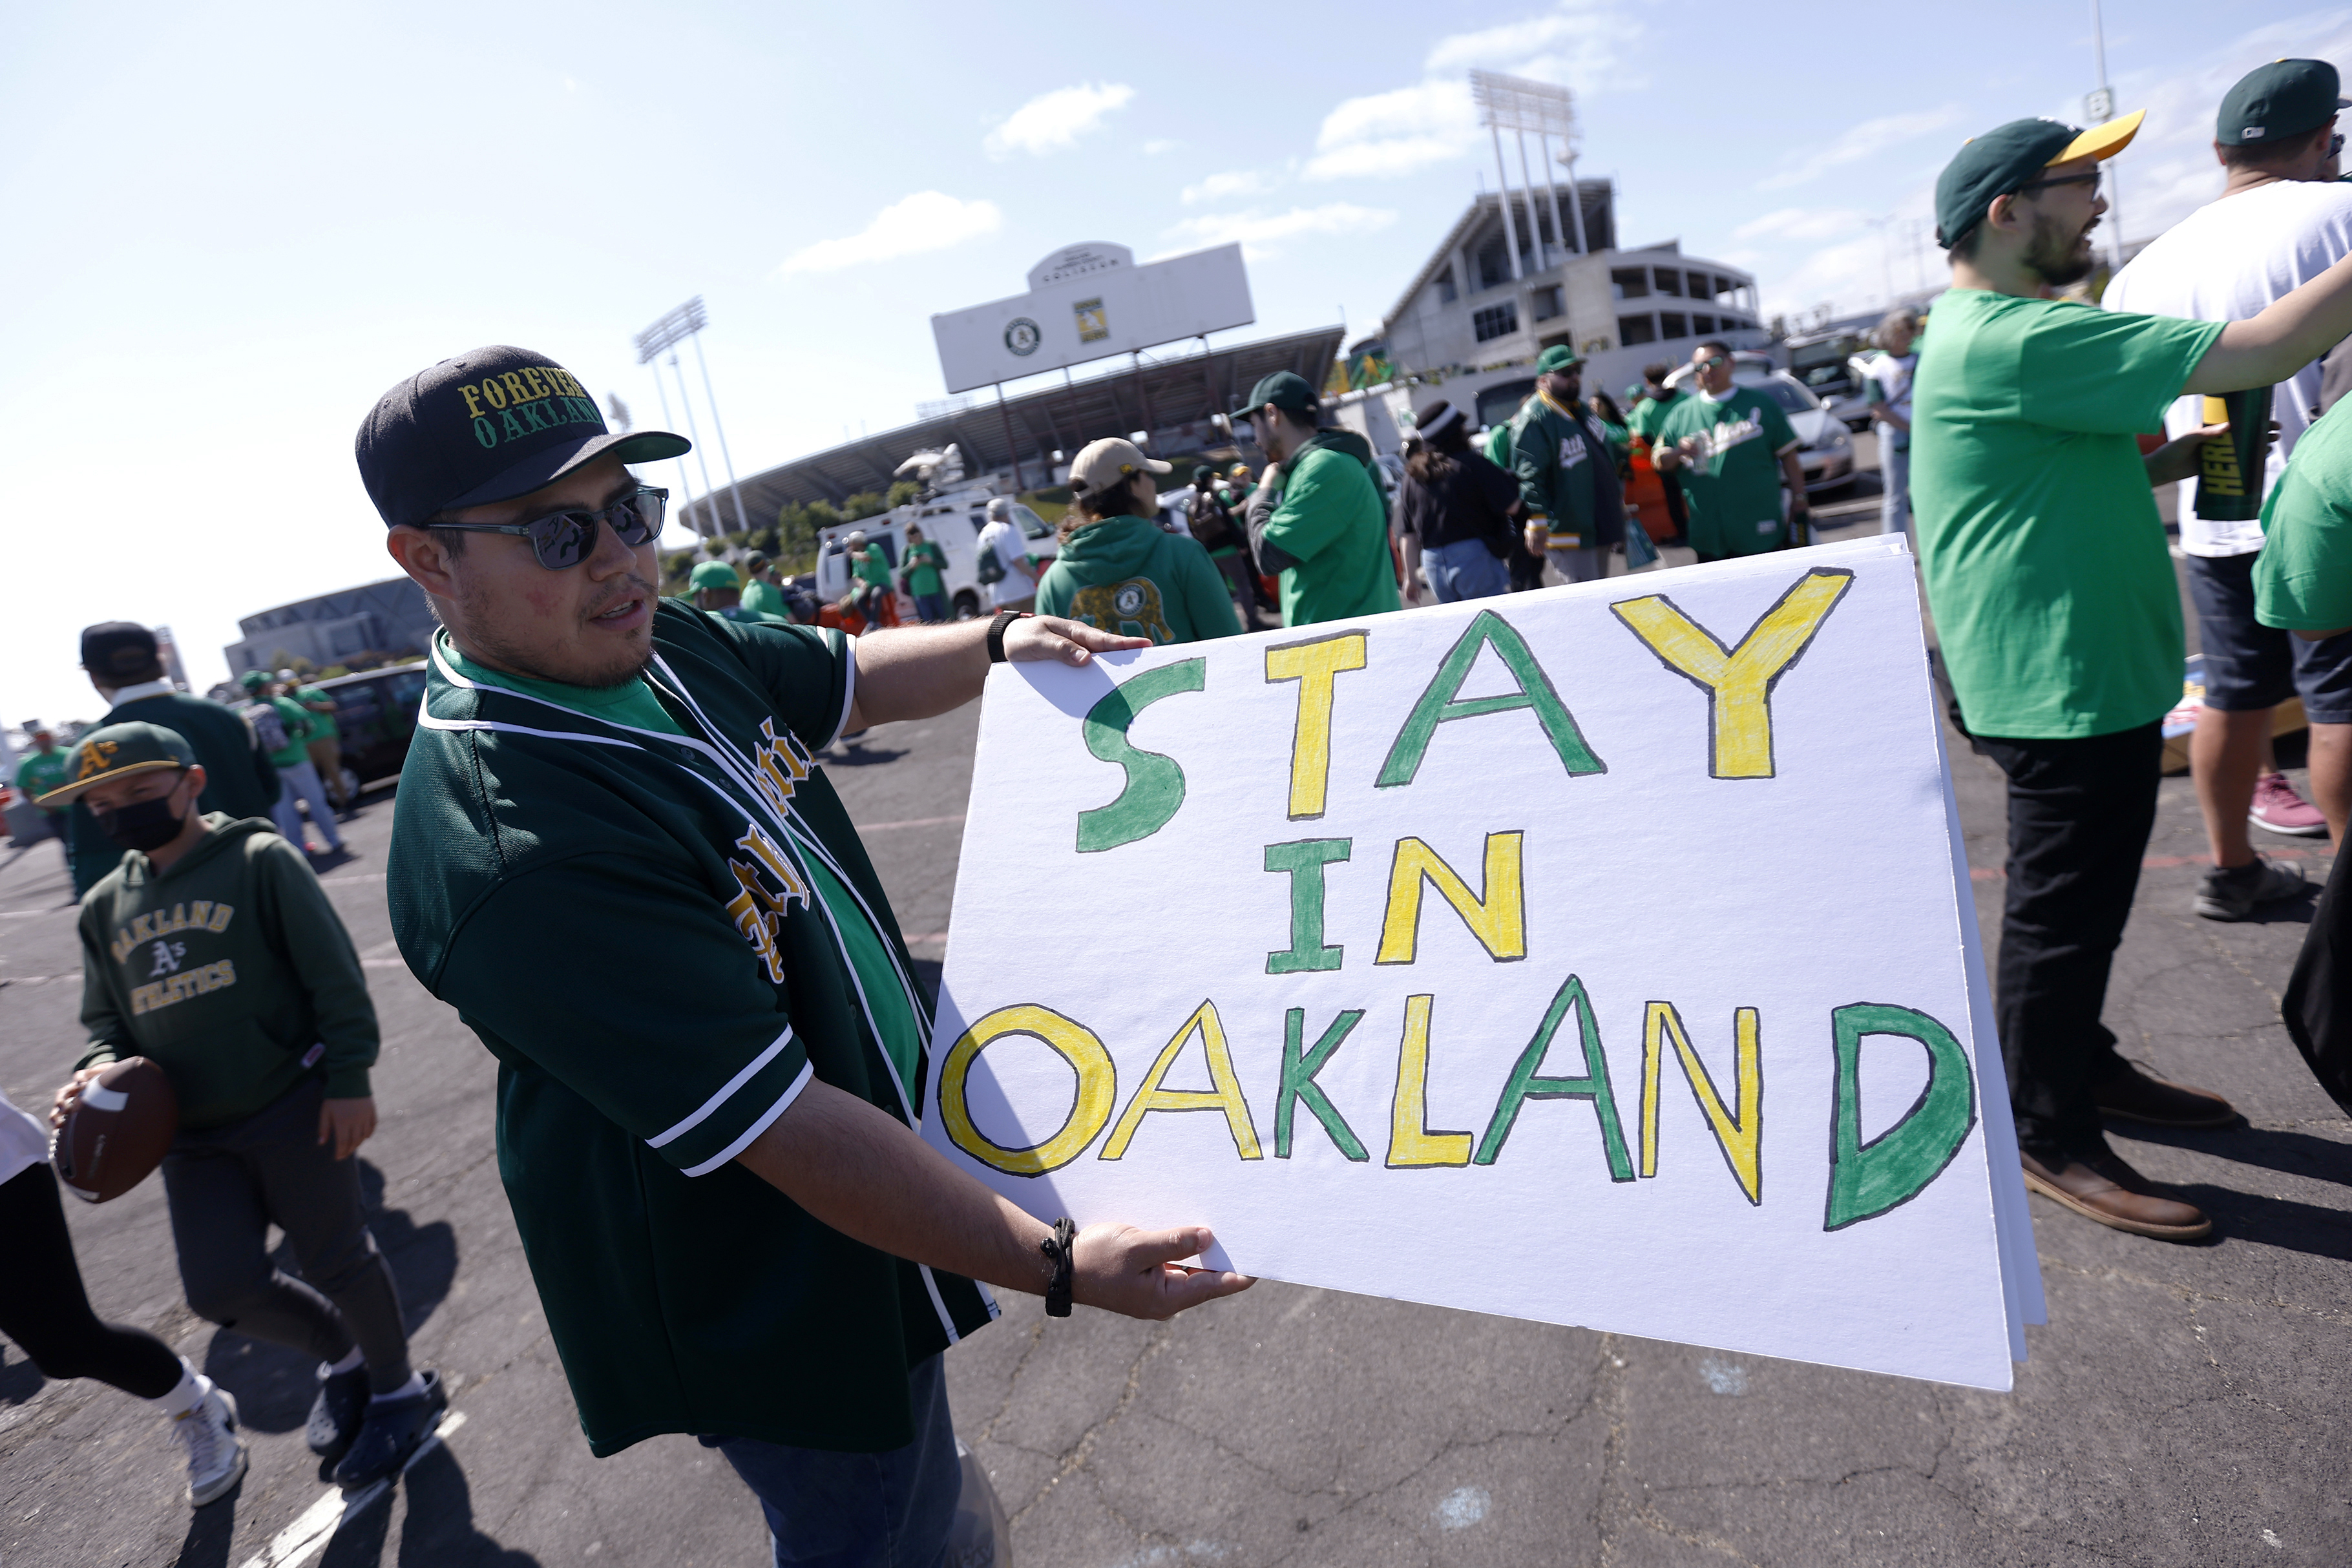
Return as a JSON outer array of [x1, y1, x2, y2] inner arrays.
[[2256, 392, 2352, 634], [901, 540, 946, 597], [391, 607, 992, 1457], [265, 695, 313, 767], [295, 686, 339, 741], [1911, 289, 2223, 739], [1261, 444, 1403, 627], [854, 550, 892, 591], [1651, 387, 1800, 558], [1626, 391, 1683, 444], [740, 577, 789, 619], [17, 749, 68, 811]]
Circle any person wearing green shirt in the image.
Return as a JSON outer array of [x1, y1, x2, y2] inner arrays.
[[1237, 370, 1402, 626], [899, 525, 948, 623], [360, 344, 1248, 1564], [16, 728, 68, 828], [1509, 345, 1627, 584], [295, 680, 348, 813], [845, 528, 899, 627], [1651, 340, 1810, 561], [1040, 440, 1243, 645], [689, 559, 784, 624], [1914, 110, 2352, 1242], [240, 671, 344, 859], [740, 554, 790, 620]]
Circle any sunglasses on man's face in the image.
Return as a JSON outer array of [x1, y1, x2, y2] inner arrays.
[[1695, 355, 1728, 371], [432, 486, 669, 570], [2019, 168, 2102, 197]]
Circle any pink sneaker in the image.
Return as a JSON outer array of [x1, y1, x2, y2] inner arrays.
[[2249, 772, 2329, 837]]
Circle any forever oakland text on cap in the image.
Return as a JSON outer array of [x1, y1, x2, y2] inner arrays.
[[355, 346, 691, 530]]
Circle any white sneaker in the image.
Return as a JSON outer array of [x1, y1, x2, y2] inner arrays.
[[174, 1382, 249, 1508]]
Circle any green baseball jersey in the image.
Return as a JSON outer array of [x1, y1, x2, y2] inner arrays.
[[264, 695, 313, 767], [387, 602, 995, 1457], [1259, 444, 1402, 627], [901, 539, 946, 597], [16, 749, 67, 810], [1912, 289, 2222, 738], [295, 686, 339, 741], [1509, 392, 1614, 550], [740, 577, 789, 619], [1652, 387, 1801, 558], [2258, 391, 2352, 635]]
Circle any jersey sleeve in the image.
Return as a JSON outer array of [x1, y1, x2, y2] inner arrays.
[[437, 852, 814, 1176], [2019, 306, 2226, 435], [726, 621, 856, 751], [1761, 396, 1800, 454]]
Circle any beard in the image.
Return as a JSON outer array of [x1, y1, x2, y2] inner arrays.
[[2024, 207, 2099, 287], [439, 574, 658, 689]]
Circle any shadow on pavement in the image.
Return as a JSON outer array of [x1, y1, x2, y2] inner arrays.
[[2176, 1184, 2352, 1262], [0, 1345, 45, 1405], [826, 744, 908, 767], [201, 1158, 459, 1436], [169, 1487, 242, 1568], [313, 1445, 543, 1568], [2118, 1123, 2352, 1189]]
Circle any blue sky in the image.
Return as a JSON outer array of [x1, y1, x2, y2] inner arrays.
[[1, 0, 2340, 723]]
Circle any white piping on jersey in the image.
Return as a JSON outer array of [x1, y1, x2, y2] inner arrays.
[[680, 1060, 814, 1178], [647, 1025, 798, 1149], [421, 635, 965, 1341]]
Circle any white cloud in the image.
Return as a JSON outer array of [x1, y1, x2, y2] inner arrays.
[[1306, 81, 1480, 181], [1181, 169, 1279, 205], [1142, 138, 1181, 156], [1423, 1, 1645, 92], [775, 191, 1002, 275], [1734, 207, 1869, 243], [983, 82, 1135, 158], [1758, 106, 1966, 191], [1158, 203, 1397, 261]]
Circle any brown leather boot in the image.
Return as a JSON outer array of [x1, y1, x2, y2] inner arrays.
[[2021, 1149, 2213, 1241], [2093, 1065, 2236, 1127]]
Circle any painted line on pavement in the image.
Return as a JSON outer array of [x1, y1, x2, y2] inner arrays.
[[318, 872, 387, 886], [852, 813, 966, 832], [235, 1410, 467, 1568]]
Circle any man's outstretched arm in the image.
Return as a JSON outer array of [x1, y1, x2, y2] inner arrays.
[[842, 616, 1150, 732], [737, 1076, 1253, 1320]]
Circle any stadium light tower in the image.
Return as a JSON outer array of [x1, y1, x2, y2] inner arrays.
[[1470, 70, 1584, 269], [635, 298, 751, 540]]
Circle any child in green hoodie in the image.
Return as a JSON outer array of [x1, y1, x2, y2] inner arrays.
[[1037, 438, 1243, 645], [42, 720, 442, 1493]]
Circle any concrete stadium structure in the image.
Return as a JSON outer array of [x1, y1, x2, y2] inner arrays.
[[222, 577, 436, 677]]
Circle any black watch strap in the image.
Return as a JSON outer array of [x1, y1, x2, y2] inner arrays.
[[1041, 1217, 1077, 1317], [987, 608, 1031, 664]]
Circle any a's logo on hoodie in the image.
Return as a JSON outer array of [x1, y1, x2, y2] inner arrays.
[[1071, 578, 1174, 645]]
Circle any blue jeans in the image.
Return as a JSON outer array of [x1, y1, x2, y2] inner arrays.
[[703, 1355, 961, 1568], [912, 592, 947, 625], [1880, 436, 1911, 540], [1423, 538, 1510, 602]]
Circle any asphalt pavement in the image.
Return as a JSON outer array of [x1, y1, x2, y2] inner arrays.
[[3, 439, 2348, 1567]]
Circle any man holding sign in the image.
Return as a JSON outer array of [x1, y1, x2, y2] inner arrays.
[[361, 346, 1248, 1565], [1916, 110, 2352, 1240]]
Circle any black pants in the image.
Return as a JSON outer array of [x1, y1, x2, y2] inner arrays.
[[1974, 722, 2163, 1160], [163, 1078, 411, 1393], [1658, 472, 1689, 540], [0, 1164, 183, 1397]]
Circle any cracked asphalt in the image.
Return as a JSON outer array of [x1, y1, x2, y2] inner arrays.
[[3, 468, 2347, 1566]]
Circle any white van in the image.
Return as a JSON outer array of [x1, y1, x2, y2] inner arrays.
[[811, 484, 1062, 620]]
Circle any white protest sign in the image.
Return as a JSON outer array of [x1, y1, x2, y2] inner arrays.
[[921, 538, 2044, 1390]]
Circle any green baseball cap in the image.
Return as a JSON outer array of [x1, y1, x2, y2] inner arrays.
[[689, 559, 742, 592], [1934, 111, 2145, 249], [2217, 59, 2347, 146], [41, 720, 196, 806], [1236, 370, 1318, 417], [1535, 344, 1583, 374], [238, 670, 269, 691]]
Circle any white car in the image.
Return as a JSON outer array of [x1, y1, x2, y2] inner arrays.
[[1663, 352, 1856, 496]]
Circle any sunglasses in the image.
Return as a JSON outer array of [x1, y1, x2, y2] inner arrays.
[[432, 486, 669, 570], [2019, 168, 2103, 196], [1695, 355, 1729, 370]]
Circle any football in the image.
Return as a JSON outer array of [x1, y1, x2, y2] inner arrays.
[[52, 1057, 178, 1203]]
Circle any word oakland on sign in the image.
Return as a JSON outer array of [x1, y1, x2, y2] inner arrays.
[[921, 538, 2042, 1390]]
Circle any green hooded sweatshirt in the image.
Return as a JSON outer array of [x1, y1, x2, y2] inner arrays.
[[76, 813, 379, 1129], [1035, 515, 1243, 645]]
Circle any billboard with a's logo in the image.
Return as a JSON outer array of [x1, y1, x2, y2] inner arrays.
[[932, 242, 1254, 394]]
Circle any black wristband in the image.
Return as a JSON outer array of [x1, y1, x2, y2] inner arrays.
[[1041, 1217, 1077, 1317], [987, 609, 1031, 664]]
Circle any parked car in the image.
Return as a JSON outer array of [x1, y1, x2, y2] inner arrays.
[[315, 663, 430, 791], [1784, 329, 1875, 429], [1663, 352, 1856, 496]]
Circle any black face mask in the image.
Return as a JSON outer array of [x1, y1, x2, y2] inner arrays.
[[94, 794, 186, 853]]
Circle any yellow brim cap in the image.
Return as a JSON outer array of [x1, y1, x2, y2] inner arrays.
[[2053, 109, 2144, 164]]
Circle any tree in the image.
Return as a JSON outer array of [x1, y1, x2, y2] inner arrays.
[[887, 479, 921, 508]]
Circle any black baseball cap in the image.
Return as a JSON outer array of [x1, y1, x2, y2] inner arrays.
[[79, 622, 160, 679], [1934, 112, 2143, 249], [1234, 370, 1319, 417], [355, 346, 690, 530], [2218, 59, 2348, 146]]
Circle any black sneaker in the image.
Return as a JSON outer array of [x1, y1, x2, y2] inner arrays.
[[306, 1366, 370, 1458], [331, 1371, 446, 1490], [2192, 853, 2305, 921]]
